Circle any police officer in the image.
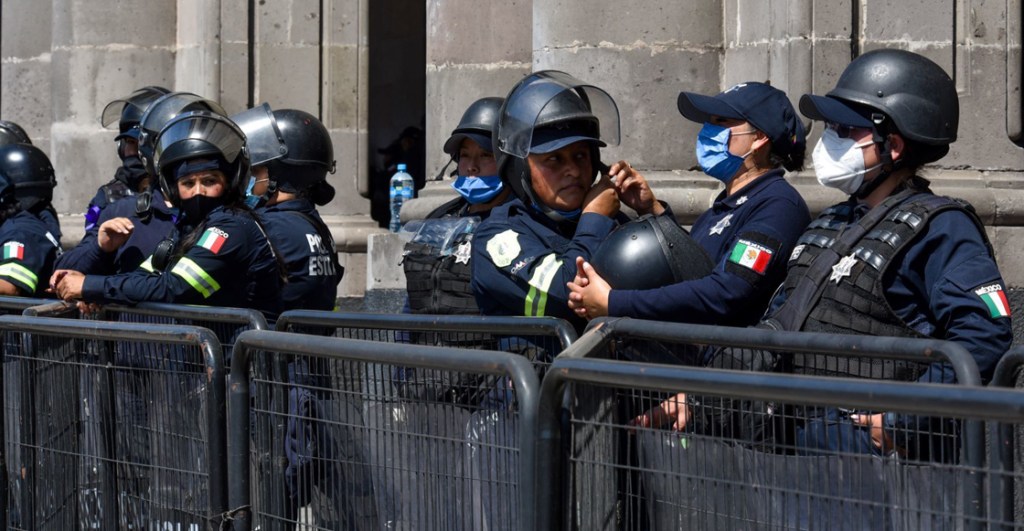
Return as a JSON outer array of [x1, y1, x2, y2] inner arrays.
[[403, 96, 510, 316], [471, 71, 659, 332], [56, 92, 224, 276], [0, 145, 62, 296], [85, 86, 171, 232], [51, 110, 283, 321], [235, 104, 342, 312], [647, 50, 1013, 457], [568, 82, 810, 327]]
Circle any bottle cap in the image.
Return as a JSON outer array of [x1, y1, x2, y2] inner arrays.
[[397, 163, 407, 171]]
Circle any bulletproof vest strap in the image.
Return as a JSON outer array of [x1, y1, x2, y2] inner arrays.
[[101, 181, 134, 205], [771, 188, 920, 331]]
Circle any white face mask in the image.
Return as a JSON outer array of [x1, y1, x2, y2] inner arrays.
[[811, 128, 882, 195]]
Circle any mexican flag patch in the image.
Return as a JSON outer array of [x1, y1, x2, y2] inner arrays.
[[198, 228, 229, 254], [974, 283, 1011, 318], [2, 242, 24, 260], [728, 239, 773, 274]]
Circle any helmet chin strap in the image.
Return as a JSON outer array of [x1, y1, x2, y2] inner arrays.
[[853, 127, 896, 200]]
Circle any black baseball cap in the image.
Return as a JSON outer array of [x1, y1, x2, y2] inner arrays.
[[677, 81, 805, 157]]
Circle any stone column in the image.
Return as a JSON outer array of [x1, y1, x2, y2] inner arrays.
[[419, 0, 533, 210], [177, 0, 222, 104], [1, 0, 54, 148], [49, 0, 176, 241]]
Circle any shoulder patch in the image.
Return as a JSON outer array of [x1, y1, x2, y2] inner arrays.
[[974, 283, 1011, 318], [2, 242, 24, 260], [197, 227, 230, 254], [486, 229, 521, 268], [727, 238, 773, 274]]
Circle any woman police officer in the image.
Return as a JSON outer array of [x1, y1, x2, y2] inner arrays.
[[51, 110, 283, 321], [568, 81, 811, 328], [471, 70, 662, 332], [403, 96, 511, 316]]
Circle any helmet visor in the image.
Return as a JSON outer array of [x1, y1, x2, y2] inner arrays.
[[138, 93, 228, 150], [101, 87, 172, 129], [497, 71, 620, 159], [231, 103, 288, 166], [153, 112, 246, 174]]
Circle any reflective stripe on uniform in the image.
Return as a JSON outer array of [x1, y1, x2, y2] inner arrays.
[[139, 256, 155, 272], [524, 253, 561, 317], [170, 257, 221, 298], [0, 262, 38, 292]]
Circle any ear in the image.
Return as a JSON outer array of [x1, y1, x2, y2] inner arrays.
[[887, 133, 906, 163], [751, 131, 772, 153]]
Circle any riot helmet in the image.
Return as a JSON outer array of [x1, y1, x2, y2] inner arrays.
[[264, 109, 336, 203], [0, 121, 32, 146], [0, 143, 56, 213], [231, 103, 288, 167], [101, 86, 172, 143], [495, 70, 620, 222], [800, 49, 958, 161], [443, 97, 504, 158], [590, 214, 713, 290], [153, 111, 249, 214], [138, 92, 228, 176]]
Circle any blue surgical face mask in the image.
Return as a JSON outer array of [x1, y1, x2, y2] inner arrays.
[[695, 123, 755, 183], [451, 174, 504, 205], [553, 207, 582, 221], [244, 176, 268, 209]]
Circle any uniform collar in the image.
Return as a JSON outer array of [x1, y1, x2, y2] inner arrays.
[[713, 168, 786, 210], [262, 198, 315, 213]]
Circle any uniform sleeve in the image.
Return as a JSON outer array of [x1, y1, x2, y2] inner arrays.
[[608, 196, 809, 326], [83, 188, 108, 233], [0, 225, 55, 295], [472, 211, 615, 323], [888, 210, 1012, 384], [57, 197, 141, 275], [81, 217, 249, 305]]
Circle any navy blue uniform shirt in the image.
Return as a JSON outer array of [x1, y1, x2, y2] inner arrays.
[[471, 198, 618, 330], [36, 207, 62, 243], [81, 205, 283, 320], [260, 199, 341, 312], [0, 211, 62, 296], [610, 169, 810, 327], [57, 190, 177, 275]]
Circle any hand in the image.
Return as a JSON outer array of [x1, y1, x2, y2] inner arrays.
[[609, 160, 664, 216], [76, 301, 104, 316], [566, 258, 611, 319], [53, 270, 86, 302], [97, 217, 134, 253], [632, 393, 690, 431], [850, 412, 902, 455], [581, 174, 620, 218]]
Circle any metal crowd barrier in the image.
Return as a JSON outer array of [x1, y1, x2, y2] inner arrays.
[[537, 355, 1024, 531], [0, 296, 61, 316], [227, 329, 541, 531], [0, 315, 227, 530], [558, 318, 985, 531], [990, 347, 1024, 528]]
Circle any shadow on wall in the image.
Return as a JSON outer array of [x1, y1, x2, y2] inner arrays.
[[369, 125, 426, 228]]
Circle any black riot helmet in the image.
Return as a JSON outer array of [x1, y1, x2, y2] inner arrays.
[[0, 143, 57, 213], [0, 121, 32, 146], [591, 214, 713, 290], [443, 96, 504, 158], [800, 49, 958, 162], [100, 85, 172, 142], [153, 111, 249, 208], [265, 109, 336, 202], [495, 71, 620, 223], [138, 92, 228, 176]]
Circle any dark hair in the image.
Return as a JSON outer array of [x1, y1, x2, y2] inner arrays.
[[769, 144, 805, 172]]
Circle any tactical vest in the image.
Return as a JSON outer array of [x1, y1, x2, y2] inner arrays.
[[403, 229, 478, 315], [101, 180, 134, 205], [776, 192, 989, 380]]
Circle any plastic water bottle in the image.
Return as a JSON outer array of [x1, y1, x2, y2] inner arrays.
[[388, 163, 415, 232]]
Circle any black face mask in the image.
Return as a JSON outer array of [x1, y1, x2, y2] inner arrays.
[[179, 194, 225, 224], [115, 155, 149, 191]]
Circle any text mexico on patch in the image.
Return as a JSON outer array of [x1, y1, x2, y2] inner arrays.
[[198, 227, 230, 254], [974, 283, 1011, 318]]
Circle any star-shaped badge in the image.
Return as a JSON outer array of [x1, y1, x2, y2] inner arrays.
[[709, 214, 733, 236], [830, 254, 858, 283], [454, 241, 472, 265], [736, 195, 748, 205]]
